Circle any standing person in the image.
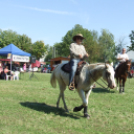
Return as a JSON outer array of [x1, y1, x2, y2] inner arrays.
[[4, 61, 7, 68], [68, 34, 89, 91], [0, 61, 3, 74], [115, 48, 129, 70], [23, 63, 26, 72], [4, 66, 14, 80]]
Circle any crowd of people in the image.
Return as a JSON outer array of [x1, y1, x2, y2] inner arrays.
[[0, 61, 14, 80], [41, 64, 51, 73], [0, 61, 30, 80], [0, 60, 52, 80]]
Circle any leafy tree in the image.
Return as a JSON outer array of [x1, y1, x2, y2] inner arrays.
[[115, 37, 127, 55], [31, 41, 46, 60], [128, 30, 134, 51], [91, 30, 98, 42], [55, 24, 101, 63], [16, 34, 32, 52], [0, 29, 32, 53], [45, 45, 53, 62], [98, 29, 116, 62], [0, 29, 18, 48], [0, 29, 47, 60]]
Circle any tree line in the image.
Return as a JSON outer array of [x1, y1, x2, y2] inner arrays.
[[0, 25, 134, 63], [0, 29, 46, 60], [46, 24, 133, 63], [46, 25, 134, 63]]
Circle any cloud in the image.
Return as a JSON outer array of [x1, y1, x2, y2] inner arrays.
[[18, 5, 75, 15]]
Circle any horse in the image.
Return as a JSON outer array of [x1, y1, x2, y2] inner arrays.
[[115, 60, 131, 93], [50, 63, 116, 118]]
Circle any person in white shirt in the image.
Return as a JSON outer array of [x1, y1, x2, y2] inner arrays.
[[117, 48, 129, 62], [115, 48, 129, 70]]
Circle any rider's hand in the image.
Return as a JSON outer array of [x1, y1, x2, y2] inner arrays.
[[79, 54, 83, 59], [86, 53, 89, 57]]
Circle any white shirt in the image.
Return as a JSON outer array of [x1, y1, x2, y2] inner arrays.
[[117, 53, 129, 62]]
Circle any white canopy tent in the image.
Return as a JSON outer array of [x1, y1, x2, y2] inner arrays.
[[127, 50, 134, 63]]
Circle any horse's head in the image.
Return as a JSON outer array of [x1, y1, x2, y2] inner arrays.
[[103, 63, 116, 89], [124, 60, 131, 73]]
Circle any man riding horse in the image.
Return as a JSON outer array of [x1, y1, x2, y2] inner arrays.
[[115, 48, 129, 72], [68, 34, 89, 90]]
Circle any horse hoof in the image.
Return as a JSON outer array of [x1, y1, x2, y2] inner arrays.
[[73, 107, 78, 112], [84, 113, 90, 119]]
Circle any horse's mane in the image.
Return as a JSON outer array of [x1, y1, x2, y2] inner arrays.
[[87, 63, 105, 70]]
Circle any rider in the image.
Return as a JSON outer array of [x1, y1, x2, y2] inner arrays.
[[115, 48, 129, 71], [68, 34, 89, 91]]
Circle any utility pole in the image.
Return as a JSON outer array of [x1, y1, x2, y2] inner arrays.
[[52, 47, 56, 58]]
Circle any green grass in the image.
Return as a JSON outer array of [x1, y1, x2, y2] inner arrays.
[[0, 73, 134, 134]]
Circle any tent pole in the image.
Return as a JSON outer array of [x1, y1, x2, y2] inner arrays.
[[10, 54, 12, 71]]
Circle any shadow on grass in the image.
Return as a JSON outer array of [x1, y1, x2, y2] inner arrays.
[[92, 88, 115, 93], [20, 102, 80, 119]]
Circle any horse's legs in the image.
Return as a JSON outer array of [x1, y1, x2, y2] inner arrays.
[[73, 89, 89, 118], [56, 92, 61, 108], [83, 89, 92, 118], [73, 89, 86, 112], [116, 78, 119, 91], [85, 88, 92, 105], [122, 78, 126, 92], [61, 90, 69, 112], [119, 78, 122, 93], [57, 80, 68, 112]]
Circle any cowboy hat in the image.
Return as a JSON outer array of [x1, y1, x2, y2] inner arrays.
[[73, 34, 85, 41]]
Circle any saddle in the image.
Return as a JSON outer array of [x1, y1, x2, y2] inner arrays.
[[61, 61, 86, 75]]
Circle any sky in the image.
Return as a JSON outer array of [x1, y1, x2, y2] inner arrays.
[[0, 0, 134, 47]]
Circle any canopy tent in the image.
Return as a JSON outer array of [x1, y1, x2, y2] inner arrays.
[[0, 44, 31, 56], [127, 50, 134, 63], [0, 44, 31, 70]]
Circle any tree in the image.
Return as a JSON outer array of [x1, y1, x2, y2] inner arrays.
[[0, 29, 18, 48], [45, 45, 53, 62], [115, 37, 127, 55], [55, 24, 102, 63], [98, 29, 116, 62], [128, 30, 134, 51], [0, 29, 32, 53], [16, 34, 32, 52], [31, 41, 46, 60], [0, 29, 47, 60]]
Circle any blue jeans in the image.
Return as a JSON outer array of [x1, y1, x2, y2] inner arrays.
[[69, 59, 80, 85]]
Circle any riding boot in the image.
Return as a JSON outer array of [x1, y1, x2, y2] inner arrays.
[[68, 78, 75, 91]]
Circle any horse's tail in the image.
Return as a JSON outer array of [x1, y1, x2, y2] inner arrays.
[[50, 69, 57, 88]]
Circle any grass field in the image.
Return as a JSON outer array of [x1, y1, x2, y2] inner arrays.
[[0, 72, 134, 134]]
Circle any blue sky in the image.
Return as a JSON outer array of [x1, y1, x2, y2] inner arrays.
[[0, 0, 134, 47]]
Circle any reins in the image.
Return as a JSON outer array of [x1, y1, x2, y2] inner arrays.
[[101, 78, 108, 86], [89, 70, 109, 89]]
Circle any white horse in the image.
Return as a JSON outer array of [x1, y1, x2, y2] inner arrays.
[[50, 63, 116, 118]]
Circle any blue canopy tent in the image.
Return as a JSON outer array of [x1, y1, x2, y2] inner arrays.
[[0, 44, 31, 56], [0, 44, 31, 70]]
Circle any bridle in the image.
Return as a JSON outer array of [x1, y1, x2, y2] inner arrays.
[[89, 68, 110, 89]]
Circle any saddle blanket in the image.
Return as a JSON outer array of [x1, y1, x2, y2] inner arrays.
[[61, 61, 86, 75]]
